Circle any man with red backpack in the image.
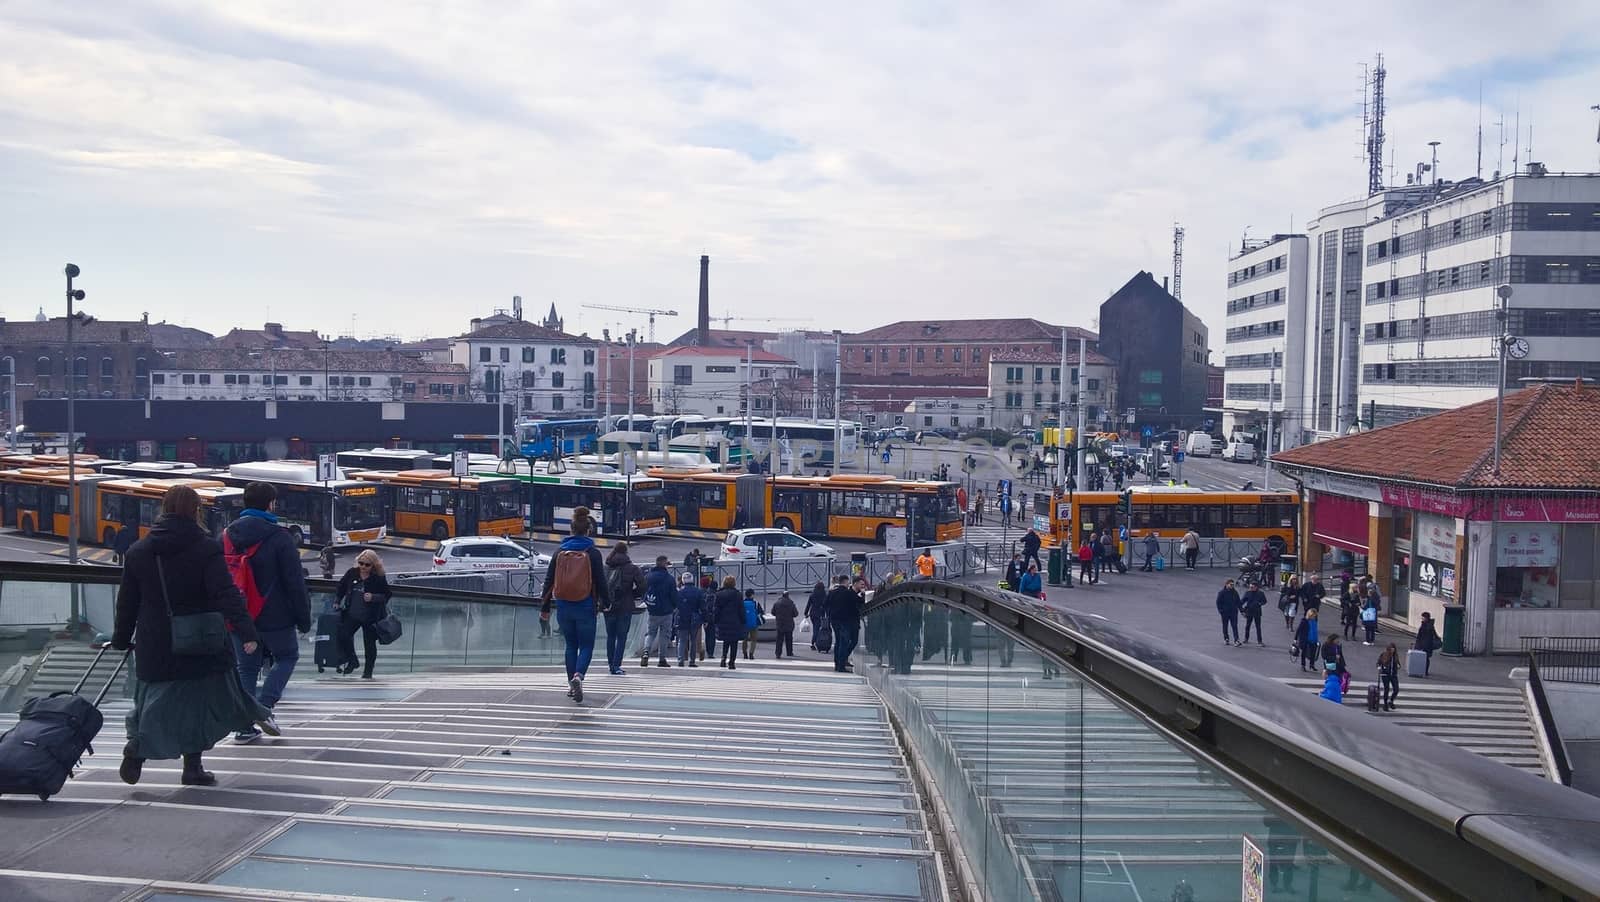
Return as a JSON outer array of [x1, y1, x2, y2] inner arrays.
[[223, 482, 311, 743]]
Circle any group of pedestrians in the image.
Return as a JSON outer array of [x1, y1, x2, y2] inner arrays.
[[1074, 530, 1123, 585]]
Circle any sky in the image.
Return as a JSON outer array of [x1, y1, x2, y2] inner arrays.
[[3, 1, 1599, 347]]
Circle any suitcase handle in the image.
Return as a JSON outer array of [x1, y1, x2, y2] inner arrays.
[[77, 644, 135, 708]]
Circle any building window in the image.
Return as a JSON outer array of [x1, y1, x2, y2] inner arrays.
[[135, 357, 147, 379], [1032, 392, 1043, 407], [522, 347, 535, 363], [705, 365, 736, 374], [198, 374, 211, 385], [863, 348, 873, 362], [1033, 367, 1044, 383], [402, 382, 416, 395], [934, 348, 943, 362], [915, 348, 925, 363], [523, 396, 535, 412], [299, 376, 313, 386], [521, 371, 537, 389], [343, 376, 355, 386], [1138, 391, 1163, 405], [358, 377, 371, 387], [224, 375, 237, 385], [551, 371, 565, 388], [499, 347, 510, 363], [550, 348, 567, 365], [1050, 367, 1060, 383], [1086, 378, 1101, 391], [953, 348, 963, 363], [583, 348, 595, 365], [673, 365, 693, 385], [551, 394, 564, 411], [1005, 367, 1023, 384], [100, 357, 114, 379], [898, 347, 908, 363], [1139, 369, 1163, 384], [150, 374, 164, 386], [479, 347, 491, 362]]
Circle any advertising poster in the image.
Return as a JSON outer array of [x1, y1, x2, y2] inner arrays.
[[1241, 835, 1265, 902]]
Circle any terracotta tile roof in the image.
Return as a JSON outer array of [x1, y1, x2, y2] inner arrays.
[[456, 320, 592, 342], [1272, 382, 1600, 491], [1, 318, 153, 344], [216, 323, 323, 349], [847, 318, 1097, 344], [988, 349, 1114, 365], [159, 348, 466, 375], [651, 346, 796, 364], [666, 327, 779, 348]]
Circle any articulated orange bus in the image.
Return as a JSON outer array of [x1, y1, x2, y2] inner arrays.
[[0, 468, 115, 540], [349, 469, 524, 540], [1033, 485, 1299, 550], [94, 478, 245, 546], [0, 453, 122, 473], [651, 469, 964, 546]]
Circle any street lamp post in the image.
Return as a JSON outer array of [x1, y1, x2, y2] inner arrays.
[[64, 264, 87, 566], [3, 356, 17, 451]]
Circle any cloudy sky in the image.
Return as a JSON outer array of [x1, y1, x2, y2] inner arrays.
[[3, 1, 1598, 346]]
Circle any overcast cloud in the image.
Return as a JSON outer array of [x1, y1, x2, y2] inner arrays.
[[2, 1, 1598, 345]]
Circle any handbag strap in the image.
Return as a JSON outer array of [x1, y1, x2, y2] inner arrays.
[[154, 556, 175, 619]]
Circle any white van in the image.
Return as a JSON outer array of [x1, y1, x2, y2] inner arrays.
[[1221, 441, 1257, 463], [1184, 433, 1215, 457]]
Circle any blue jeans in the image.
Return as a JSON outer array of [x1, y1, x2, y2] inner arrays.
[[234, 626, 300, 710], [833, 620, 860, 671], [604, 609, 634, 672], [555, 600, 596, 680]]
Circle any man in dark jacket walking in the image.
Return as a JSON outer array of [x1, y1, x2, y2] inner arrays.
[[1216, 578, 1242, 646], [224, 482, 311, 743], [824, 575, 863, 672], [771, 592, 799, 658], [1021, 529, 1042, 572], [673, 573, 704, 667], [641, 556, 678, 668], [1240, 581, 1267, 645], [605, 543, 646, 675]]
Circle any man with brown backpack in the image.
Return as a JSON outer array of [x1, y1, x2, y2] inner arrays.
[[539, 507, 610, 703]]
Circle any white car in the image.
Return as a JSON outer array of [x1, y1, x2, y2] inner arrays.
[[719, 528, 836, 563], [433, 536, 550, 572]]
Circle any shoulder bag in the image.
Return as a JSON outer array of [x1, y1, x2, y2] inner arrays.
[[156, 557, 228, 656], [373, 610, 403, 646]]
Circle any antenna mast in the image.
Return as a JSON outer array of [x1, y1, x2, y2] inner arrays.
[[1366, 53, 1386, 195], [1171, 223, 1185, 301], [1476, 83, 1484, 179]]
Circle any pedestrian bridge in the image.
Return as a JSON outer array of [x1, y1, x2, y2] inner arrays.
[[1, 562, 1596, 901]]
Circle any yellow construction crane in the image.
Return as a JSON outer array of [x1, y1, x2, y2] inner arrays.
[[580, 304, 679, 342]]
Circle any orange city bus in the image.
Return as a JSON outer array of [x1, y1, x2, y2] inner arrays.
[[0, 453, 122, 473], [0, 468, 116, 541], [1034, 485, 1299, 551], [350, 469, 524, 540], [93, 478, 245, 546], [652, 469, 965, 546]]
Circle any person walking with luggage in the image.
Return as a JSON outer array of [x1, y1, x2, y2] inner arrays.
[[1140, 532, 1160, 571], [772, 591, 799, 659], [805, 580, 829, 650], [334, 550, 392, 680], [112, 485, 275, 787], [1294, 608, 1319, 672], [1377, 643, 1401, 710], [223, 481, 310, 743], [824, 574, 864, 672], [674, 573, 704, 667], [640, 555, 678, 668], [1279, 575, 1301, 630], [741, 589, 764, 659], [1240, 581, 1267, 645], [539, 507, 610, 702], [1361, 584, 1381, 645], [603, 542, 645, 675], [712, 577, 746, 669], [1181, 529, 1200, 570], [1216, 578, 1242, 646], [1413, 612, 1440, 676]]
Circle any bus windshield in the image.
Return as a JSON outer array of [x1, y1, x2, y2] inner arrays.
[[630, 488, 666, 523], [334, 489, 385, 531], [934, 487, 962, 524]]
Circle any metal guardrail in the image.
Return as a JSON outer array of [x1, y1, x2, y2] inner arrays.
[[1522, 636, 1600, 684], [864, 580, 1600, 902], [1526, 654, 1575, 787]]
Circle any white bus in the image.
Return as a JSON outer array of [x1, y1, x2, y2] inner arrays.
[[725, 418, 860, 471], [474, 459, 666, 537], [218, 461, 387, 547], [336, 448, 436, 472]]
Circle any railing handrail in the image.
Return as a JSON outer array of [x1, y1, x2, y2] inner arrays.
[[1526, 654, 1575, 787], [865, 580, 1600, 902]]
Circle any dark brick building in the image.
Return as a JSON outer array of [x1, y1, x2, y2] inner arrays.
[[841, 319, 1098, 385], [0, 316, 160, 411], [1096, 272, 1210, 430]]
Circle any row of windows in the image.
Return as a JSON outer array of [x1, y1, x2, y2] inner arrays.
[[1363, 308, 1600, 344], [1367, 256, 1600, 304], [1366, 203, 1600, 264], [1363, 360, 1500, 386], [477, 346, 596, 365], [851, 341, 1100, 366], [509, 393, 595, 411], [1226, 287, 1285, 316], [1224, 320, 1285, 342], [1224, 351, 1283, 369], [1001, 366, 1075, 385], [1126, 502, 1298, 533], [1228, 254, 1287, 287], [24, 357, 122, 378], [1224, 383, 1284, 401], [999, 391, 1092, 409]]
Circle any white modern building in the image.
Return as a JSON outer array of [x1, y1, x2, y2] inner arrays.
[[986, 350, 1117, 434], [450, 320, 599, 415], [1358, 169, 1600, 427], [647, 346, 800, 416], [1221, 234, 1308, 446], [150, 348, 468, 402]]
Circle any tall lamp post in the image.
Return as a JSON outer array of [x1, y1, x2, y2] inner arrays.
[[64, 264, 88, 566]]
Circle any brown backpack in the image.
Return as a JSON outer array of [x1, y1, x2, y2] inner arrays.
[[550, 549, 594, 603]]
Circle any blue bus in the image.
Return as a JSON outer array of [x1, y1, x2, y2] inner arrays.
[[514, 418, 601, 459]]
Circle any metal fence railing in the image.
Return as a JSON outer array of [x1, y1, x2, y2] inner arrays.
[[1522, 636, 1600, 684]]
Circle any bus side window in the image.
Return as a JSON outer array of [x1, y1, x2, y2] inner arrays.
[[139, 498, 159, 527], [704, 486, 724, 507], [1131, 504, 1152, 529], [54, 491, 71, 512], [16, 485, 39, 508], [1229, 505, 1262, 529]]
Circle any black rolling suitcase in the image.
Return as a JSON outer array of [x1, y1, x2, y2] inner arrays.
[[0, 645, 131, 801], [1366, 683, 1382, 712], [814, 621, 833, 654], [314, 612, 343, 672]]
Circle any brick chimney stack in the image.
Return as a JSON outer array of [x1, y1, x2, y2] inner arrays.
[[697, 255, 710, 346]]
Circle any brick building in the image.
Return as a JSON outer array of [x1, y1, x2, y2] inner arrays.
[[151, 348, 467, 402], [0, 315, 159, 408], [841, 319, 1097, 385]]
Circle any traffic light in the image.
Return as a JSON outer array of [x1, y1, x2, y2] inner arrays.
[[1119, 489, 1133, 518]]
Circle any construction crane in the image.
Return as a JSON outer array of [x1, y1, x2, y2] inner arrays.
[[718, 314, 807, 329], [581, 304, 678, 342]]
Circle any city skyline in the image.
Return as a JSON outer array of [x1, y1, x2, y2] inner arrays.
[[3, 2, 1599, 345]]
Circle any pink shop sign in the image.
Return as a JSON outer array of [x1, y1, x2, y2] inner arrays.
[[1493, 496, 1600, 523], [1380, 485, 1469, 517]]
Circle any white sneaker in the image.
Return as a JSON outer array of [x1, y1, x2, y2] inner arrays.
[[570, 674, 584, 703], [256, 713, 282, 737]]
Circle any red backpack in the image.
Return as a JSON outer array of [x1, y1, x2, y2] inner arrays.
[[222, 533, 269, 619]]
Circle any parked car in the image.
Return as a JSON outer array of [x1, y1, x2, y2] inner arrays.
[[1221, 441, 1258, 464], [433, 536, 550, 573], [719, 528, 836, 563]]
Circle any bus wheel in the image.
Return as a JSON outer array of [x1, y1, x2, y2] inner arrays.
[[875, 524, 888, 544], [102, 528, 116, 547], [431, 521, 449, 541], [20, 517, 34, 537], [775, 517, 795, 533], [289, 527, 305, 547]]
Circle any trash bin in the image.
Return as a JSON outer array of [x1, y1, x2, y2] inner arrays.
[[1048, 546, 1063, 587], [1441, 605, 1465, 656]]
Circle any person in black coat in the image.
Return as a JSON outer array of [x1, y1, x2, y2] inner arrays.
[[1240, 581, 1267, 646], [1003, 553, 1024, 592], [1215, 578, 1242, 646], [111, 485, 271, 787], [824, 575, 864, 672], [804, 581, 829, 651], [335, 549, 393, 678], [711, 576, 747, 669], [1021, 529, 1042, 571], [771, 592, 800, 658]]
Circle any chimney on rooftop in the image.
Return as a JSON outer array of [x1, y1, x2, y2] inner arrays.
[[266, 322, 284, 336], [697, 255, 711, 346], [1162, 276, 1169, 292]]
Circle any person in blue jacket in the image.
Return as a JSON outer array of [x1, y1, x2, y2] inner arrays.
[[674, 572, 704, 668], [640, 555, 678, 668], [1018, 561, 1043, 598], [539, 507, 611, 703]]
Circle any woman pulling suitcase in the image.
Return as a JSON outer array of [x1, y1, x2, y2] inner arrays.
[[334, 550, 393, 678]]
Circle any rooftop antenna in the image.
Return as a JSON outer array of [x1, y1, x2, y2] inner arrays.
[[1366, 53, 1387, 196], [1171, 223, 1185, 301], [1512, 99, 1521, 174], [1496, 114, 1507, 177], [1592, 105, 1600, 168], [1476, 82, 1484, 179]]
